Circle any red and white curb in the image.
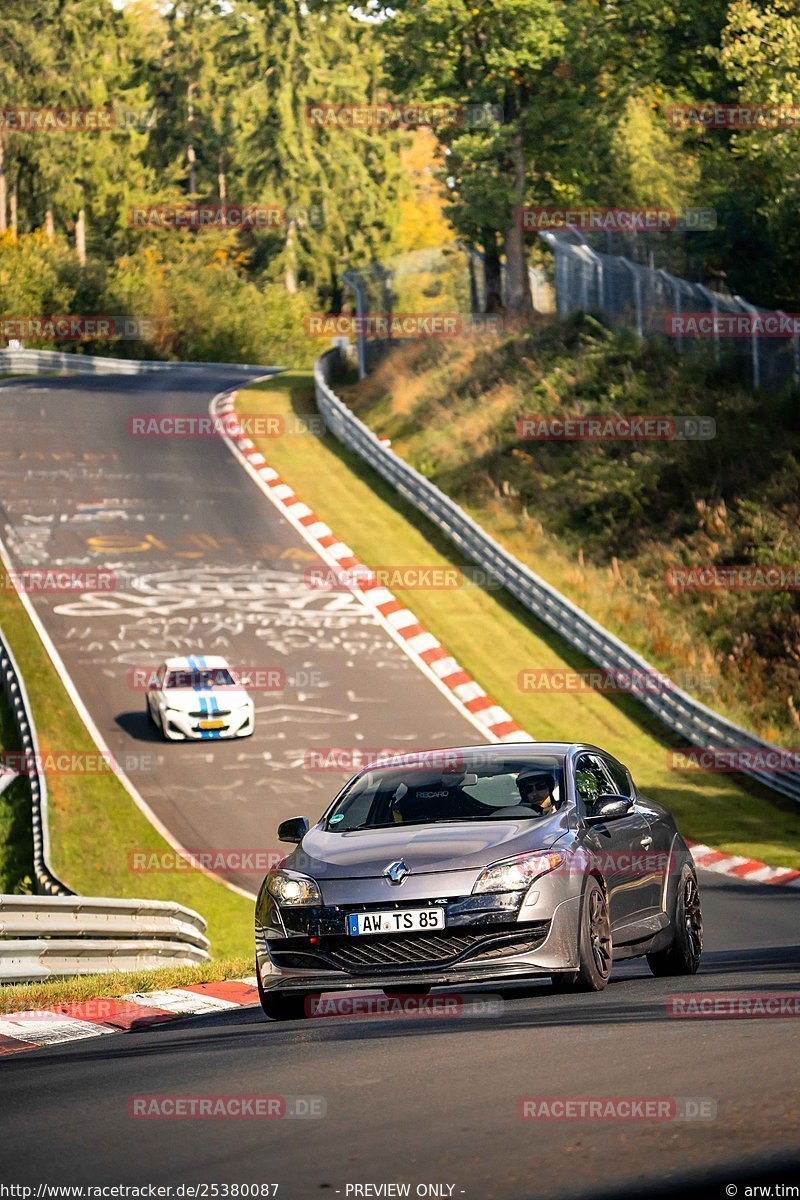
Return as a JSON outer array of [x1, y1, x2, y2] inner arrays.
[[0, 977, 259, 1057], [687, 842, 800, 887], [212, 389, 529, 745]]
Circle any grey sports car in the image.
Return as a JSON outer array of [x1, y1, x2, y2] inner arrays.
[[255, 742, 702, 1019]]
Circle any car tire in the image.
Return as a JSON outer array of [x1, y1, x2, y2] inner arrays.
[[256, 964, 310, 1021], [647, 866, 703, 977], [146, 699, 156, 726], [550, 877, 612, 993]]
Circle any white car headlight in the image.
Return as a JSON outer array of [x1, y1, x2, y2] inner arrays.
[[266, 869, 322, 907], [472, 851, 564, 895]]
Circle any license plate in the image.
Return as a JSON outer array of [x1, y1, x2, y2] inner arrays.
[[199, 719, 225, 730], [348, 908, 445, 936]]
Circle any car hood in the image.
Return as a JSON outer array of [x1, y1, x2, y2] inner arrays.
[[161, 688, 250, 712], [290, 814, 571, 880]]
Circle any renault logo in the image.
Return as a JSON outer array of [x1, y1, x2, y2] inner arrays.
[[384, 859, 408, 885]]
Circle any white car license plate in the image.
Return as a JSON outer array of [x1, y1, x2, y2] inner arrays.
[[347, 908, 445, 936]]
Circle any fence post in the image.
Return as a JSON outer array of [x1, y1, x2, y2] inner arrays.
[[696, 284, 721, 363], [621, 259, 643, 338], [735, 296, 760, 389], [658, 269, 682, 352], [774, 311, 799, 387], [342, 269, 367, 380]]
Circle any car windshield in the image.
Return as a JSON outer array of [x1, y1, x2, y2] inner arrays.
[[324, 755, 566, 831], [165, 668, 236, 688]]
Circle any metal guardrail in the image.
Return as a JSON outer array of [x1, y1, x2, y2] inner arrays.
[[0, 627, 211, 977], [314, 349, 800, 805], [0, 348, 278, 376], [0, 626, 71, 896], [0, 939, 210, 983], [0, 897, 209, 978], [0, 895, 208, 947]]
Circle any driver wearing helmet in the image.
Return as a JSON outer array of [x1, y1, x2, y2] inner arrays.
[[516, 767, 558, 816]]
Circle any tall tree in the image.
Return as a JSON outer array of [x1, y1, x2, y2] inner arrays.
[[377, 0, 567, 316], [234, 0, 406, 307]]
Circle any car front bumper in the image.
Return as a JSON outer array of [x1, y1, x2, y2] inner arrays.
[[257, 894, 581, 995], [161, 707, 254, 740]]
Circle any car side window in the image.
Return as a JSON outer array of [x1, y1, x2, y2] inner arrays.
[[600, 755, 632, 798], [573, 754, 611, 808]]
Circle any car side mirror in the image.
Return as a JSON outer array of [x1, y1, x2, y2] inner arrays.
[[277, 816, 310, 844], [584, 794, 633, 825]]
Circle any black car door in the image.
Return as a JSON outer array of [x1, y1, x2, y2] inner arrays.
[[573, 752, 657, 932]]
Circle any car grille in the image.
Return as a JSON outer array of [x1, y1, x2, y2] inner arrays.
[[271, 923, 550, 974], [188, 709, 231, 718]]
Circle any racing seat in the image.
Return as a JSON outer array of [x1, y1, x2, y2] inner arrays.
[[390, 781, 485, 823]]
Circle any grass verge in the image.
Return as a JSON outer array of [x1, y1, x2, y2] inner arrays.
[[343, 325, 800, 749], [0, 584, 253, 959], [0, 956, 253, 1013], [237, 370, 800, 870], [0, 682, 34, 893]]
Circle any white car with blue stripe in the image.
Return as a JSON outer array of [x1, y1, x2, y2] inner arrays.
[[146, 655, 255, 741]]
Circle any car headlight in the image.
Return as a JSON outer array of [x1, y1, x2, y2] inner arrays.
[[472, 851, 564, 895], [266, 869, 322, 907]]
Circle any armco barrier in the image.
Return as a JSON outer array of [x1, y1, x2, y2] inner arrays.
[[0, 626, 211, 977], [0, 347, 279, 376], [0, 895, 208, 946], [0, 626, 71, 896], [0, 940, 209, 981], [0, 897, 209, 979], [314, 349, 800, 806]]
